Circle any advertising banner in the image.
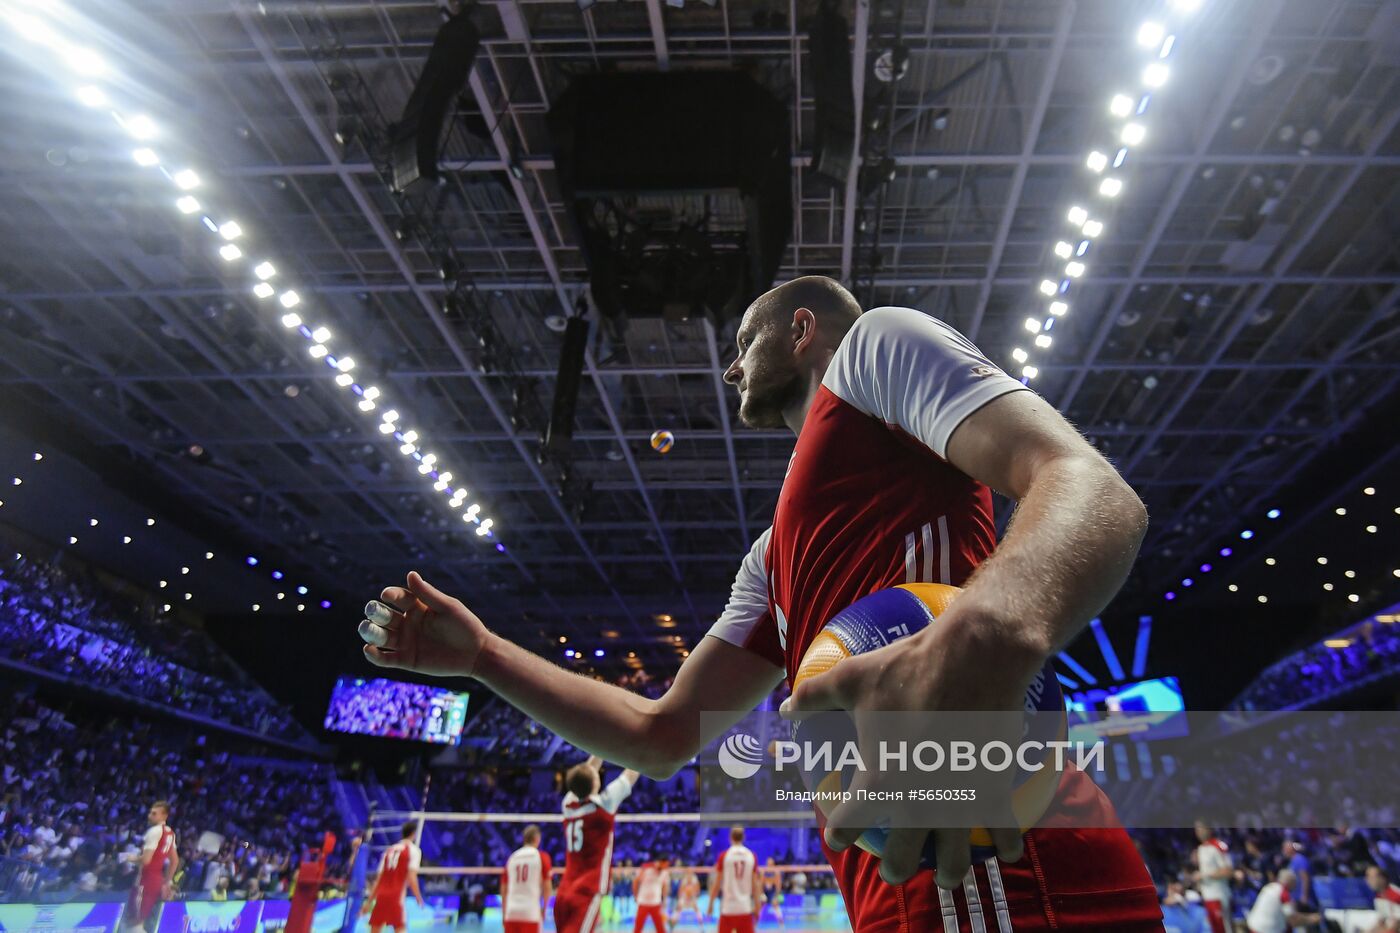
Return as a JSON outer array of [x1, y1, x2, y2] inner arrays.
[[0, 903, 124, 933]]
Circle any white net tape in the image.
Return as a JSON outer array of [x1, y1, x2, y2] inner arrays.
[[368, 810, 829, 877]]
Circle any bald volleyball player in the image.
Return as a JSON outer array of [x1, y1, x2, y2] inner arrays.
[[361, 275, 1163, 931]]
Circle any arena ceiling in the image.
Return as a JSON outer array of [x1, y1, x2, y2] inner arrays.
[[1, 0, 1398, 677]]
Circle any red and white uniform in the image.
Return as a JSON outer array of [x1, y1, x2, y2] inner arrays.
[[709, 307, 1164, 932], [1196, 838, 1232, 933], [1375, 883, 1400, 923], [713, 845, 757, 933], [1245, 882, 1294, 933], [554, 776, 634, 933], [503, 845, 553, 933], [125, 824, 175, 928], [633, 862, 668, 933], [369, 839, 421, 930]]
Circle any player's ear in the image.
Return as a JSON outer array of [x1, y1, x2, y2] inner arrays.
[[792, 307, 817, 353]]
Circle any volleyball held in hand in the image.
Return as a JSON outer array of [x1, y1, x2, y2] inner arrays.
[[791, 583, 1066, 868], [649, 429, 675, 454]]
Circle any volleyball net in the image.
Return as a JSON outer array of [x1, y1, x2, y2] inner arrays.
[[366, 807, 844, 927]]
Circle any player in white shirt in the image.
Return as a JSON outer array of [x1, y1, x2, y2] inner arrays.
[[706, 828, 760, 933], [1366, 865, 1400, 932], [633, 857, 670, 933], [502, 825, 553, 933], [1246, 870, 1319, 933], [1194, 821, 1233, 933]]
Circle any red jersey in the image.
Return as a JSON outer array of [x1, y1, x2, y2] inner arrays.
[[710, 307, 1161, 932], [139, 824, 176, 890], [559, 776, 634, 898], [374, 840, 422, 901]]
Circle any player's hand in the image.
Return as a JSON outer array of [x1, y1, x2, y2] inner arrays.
[[360, 572, 490, 677], [782, 601, 1037, 890]]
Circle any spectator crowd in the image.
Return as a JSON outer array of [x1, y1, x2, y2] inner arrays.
[[1233, 616, 1400, 712], [0, 693, 337, 901], [0, 552, 305, 741]]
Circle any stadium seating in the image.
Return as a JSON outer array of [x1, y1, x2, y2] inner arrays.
[[0, 693, 337, 901], [0, 552, 307, 742]]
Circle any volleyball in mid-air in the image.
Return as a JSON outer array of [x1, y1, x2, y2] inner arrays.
[[792, 583, 1066, 869], [649, 430, 675, 454]]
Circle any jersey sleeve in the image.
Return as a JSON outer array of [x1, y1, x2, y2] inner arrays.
[[705, 528, 783, 666], [562, 791, 578, 809], [377, 850, 389, 873], [822, 306, 1030, 459], [409, 844, 422, 871], [541, 851, 552, 878], [143, 826, 163, 853], [598, 774, 635, 814]]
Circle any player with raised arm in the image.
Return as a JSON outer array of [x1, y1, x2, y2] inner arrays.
[[553, 755, 639, 933], [122, 801, 178, 933], [705, 829, 760, 933], [360, 275, 1160, 930], [366, 822, 425, 933], [502, 825, 553, 933]]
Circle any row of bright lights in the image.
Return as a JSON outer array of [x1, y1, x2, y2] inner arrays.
[[3, 4, 503, 551], [1009, 2, 1202, 383], [8, 453, 330, 613], [1165, 485, 1397, 611]]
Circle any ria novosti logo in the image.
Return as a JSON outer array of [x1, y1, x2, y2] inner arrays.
[[718, 732, 765, 779]]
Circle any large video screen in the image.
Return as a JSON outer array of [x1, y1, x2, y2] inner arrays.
[[1066, 676, 1189, 743], [324, 677, 468, 744]]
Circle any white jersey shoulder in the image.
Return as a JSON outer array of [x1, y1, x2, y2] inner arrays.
[[597, 774, 634, 814], [142, 825, 164, 853], [822, 306, 1028, 458], [707, 528, 772, 651]]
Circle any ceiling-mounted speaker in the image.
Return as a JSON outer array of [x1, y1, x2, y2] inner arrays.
[[389, 13, 480, 193]]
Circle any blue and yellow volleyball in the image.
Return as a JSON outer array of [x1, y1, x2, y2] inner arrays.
[[649, 430, 675, 454], [792, 583, 1066, 866]]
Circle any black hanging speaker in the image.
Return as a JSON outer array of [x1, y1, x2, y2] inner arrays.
[[548, 71, 792, 326], [543, 317, 590, 456], [389, 13, 481, 192]]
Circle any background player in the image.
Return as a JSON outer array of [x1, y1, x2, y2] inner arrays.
[[361, 275, 1159, 929], [555, 755, 639, 933], [366, 821, 424, 933], [122, 800, 177, 933], [705, 829, 759, 933], [671, 864, 702, 931], [1244, 869, 1319, 933], [502, 825, 553, 933], [759, 857, 783, 928], [1366, 865, 1400, 932], [1194, 820, 1233, 933], [633, 855, 669, 933], [341, 830, 370, 933]]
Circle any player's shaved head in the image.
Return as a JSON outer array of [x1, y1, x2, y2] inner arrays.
[[746, 275, 862, 340], [726, 275, 863, 429]]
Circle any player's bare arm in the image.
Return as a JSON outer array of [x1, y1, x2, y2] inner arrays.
[[408, 868, 424, 907], [361, 572, 782, 777], [786, 388, 1147, 888]]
